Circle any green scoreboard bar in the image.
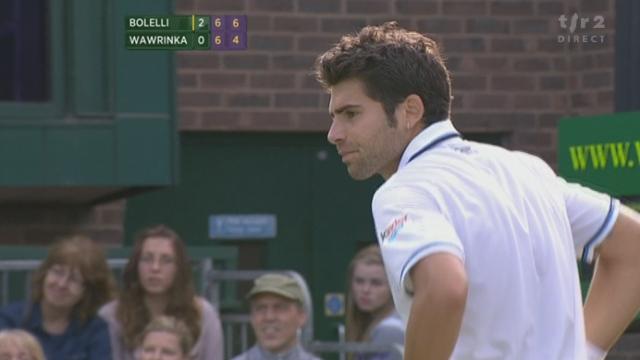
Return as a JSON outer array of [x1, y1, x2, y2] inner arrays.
[[126, 15, 247, 51], [126, 15, 210, 50], [126, 16, 195, 31]]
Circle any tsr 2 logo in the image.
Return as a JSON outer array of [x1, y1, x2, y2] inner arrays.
[[558, 14, 605, 33], [557, 13, 606, 44]]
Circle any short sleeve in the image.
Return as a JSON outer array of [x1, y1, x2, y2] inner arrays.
[[372, 184, 464, 317], [98, 301, 129, 360], [196, 297, 224, 360], [559, 178, 620, 264]]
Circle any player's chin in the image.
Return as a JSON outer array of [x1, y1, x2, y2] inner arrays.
[[347, 165, 374, 181]]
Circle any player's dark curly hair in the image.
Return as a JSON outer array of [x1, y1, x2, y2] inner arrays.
[[315, 21, 452, 127]]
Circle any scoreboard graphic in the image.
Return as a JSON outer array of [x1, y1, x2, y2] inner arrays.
[[126, 15, 247, 50]]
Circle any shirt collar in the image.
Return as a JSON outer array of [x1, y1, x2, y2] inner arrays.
[[27, 302, 80, 335], [398, 119, 460, 170], [255, 343, 306, 360]]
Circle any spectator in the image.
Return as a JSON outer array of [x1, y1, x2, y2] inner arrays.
[[346, 245, 404, 360], [136, 316, 193, 360], [232, 273, 322, 360], [0, 329, 46, 360], [0, 235, 115, 360], [99, 225, 223, 360]]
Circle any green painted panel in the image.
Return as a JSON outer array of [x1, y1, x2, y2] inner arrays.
[[125, 134, 314, 254], [125, 133, 383, 347], [0, 129, 44, 185], [115, 0, 174, 113], [0, 0, 175, 189], [71, 0, 111, 115], [45, 127, 115, 185], [116, 117, 173, 185], [558, 111, 640, 196], [310, 148, 382, 341]]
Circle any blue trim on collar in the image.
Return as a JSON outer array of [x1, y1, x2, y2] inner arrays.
[[408, 132, 460, 163]]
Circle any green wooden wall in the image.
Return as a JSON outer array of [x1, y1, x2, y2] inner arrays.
[[125, 133, 383, 342], [0, 0, 177, 188]]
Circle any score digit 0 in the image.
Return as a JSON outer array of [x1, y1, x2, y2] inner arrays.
[[194, 33, 210, 50]]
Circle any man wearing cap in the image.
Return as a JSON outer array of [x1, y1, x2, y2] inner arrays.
[[232, 274, 323, 360]]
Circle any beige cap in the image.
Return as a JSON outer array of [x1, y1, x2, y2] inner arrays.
[[246, 274, 305, 303]]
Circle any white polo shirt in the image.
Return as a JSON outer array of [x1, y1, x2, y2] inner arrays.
[[373, 120, 619, 360]]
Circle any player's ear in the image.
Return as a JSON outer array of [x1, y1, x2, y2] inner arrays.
[[402, 94, 425, 130]]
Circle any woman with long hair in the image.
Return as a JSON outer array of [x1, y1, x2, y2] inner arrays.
[[0, 235, 116, 360], [346, 244, 404, 360], [99, 225, 223, 360]]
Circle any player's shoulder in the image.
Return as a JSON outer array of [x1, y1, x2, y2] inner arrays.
[[471, 140, 557, 178], [510, 149, 557, 179], [372, 173, 427, 207]]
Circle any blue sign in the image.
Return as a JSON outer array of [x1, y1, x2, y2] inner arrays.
[[209, 214, 277, 240], [324, 293, 345, 317]]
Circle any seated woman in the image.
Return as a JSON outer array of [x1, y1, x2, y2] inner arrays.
[[0, 329, 46, 360], [100, 225, 223, 360], [0, 235, 116, 360], [346, 244, 405, 360], [136, 316, 193, 360]]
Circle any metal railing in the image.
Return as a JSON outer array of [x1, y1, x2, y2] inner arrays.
[[208, 269, 403, 360], [309, 341, 403, 359], [0, 259, 403, 359], [0, 259, 128, 306]]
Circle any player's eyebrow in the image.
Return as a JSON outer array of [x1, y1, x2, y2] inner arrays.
[[330, 104, 361, 118]]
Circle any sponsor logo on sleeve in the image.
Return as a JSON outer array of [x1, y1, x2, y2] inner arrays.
[[380, 214, 408, 243]]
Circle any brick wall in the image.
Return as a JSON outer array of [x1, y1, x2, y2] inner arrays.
[[0, 3, 617, 242], [0, 200, 124, 246], [3, 1, 639, 357], [176, 0, 615, 168], [1, 2, 617, 241]]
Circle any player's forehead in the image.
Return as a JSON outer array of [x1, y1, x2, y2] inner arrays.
[[328, 78, 372, 115]]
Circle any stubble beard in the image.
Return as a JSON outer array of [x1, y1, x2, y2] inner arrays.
[[346, 146, 389, 180], [346, 114, 403, 180]]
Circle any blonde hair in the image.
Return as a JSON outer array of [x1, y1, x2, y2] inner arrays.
[[345, 244, 393, 344], [137, 316, 195, 357], [0, 329, 46, 360]]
